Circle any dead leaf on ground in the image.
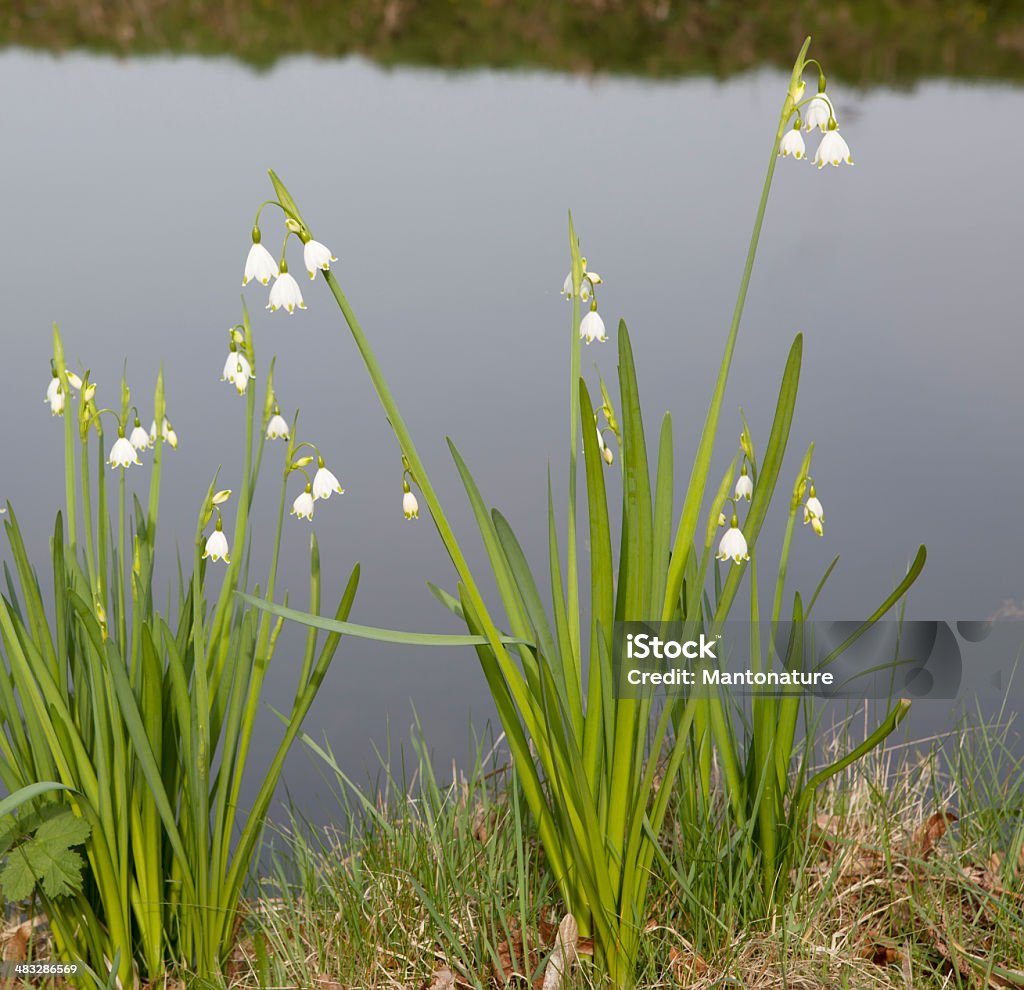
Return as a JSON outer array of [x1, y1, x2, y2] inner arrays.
[[861, 932, 900, 966], [539, 914, 578, 990], [0, 917, 43, 962], [669, 941, 708, 983], [493, 919, 540, 987], [422, 966, 456, 990], [916, 810, 957, 859]]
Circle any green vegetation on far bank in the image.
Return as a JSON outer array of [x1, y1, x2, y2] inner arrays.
[[2, 0, 1023, 84]]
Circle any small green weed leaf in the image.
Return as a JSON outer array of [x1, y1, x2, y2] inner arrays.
[[1, 807, 90, 900]]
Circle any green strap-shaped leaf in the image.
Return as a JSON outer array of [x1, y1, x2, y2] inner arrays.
[[238, 592, 530, 648]]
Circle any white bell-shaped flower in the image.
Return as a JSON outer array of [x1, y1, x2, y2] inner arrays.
[[803, 485, 824, 534], [579, 310, 607, 344], [716, 516, 750, 565], [291, 485, 315, 521], [266, 413, 290, 440], [403, 480, 419, 520], [562, 266, 602, 302], [221, 350, 254, 395], [596, 426, 614, 466], [150, 418, 178, 449], [813, 127, 853, 169], [45, 376, 64, 416], [108, 434, 141, 469], [804, 95, 832, 133], [203, 521, 230, 564], [129, 421, 151, 451], [267, 264, 306, 314], [243, 241, 279, 286], [303, 239, 337, 279], [312, 461, 345, 500], [779, 127, 806, 160], [734, 465, 753, 501]]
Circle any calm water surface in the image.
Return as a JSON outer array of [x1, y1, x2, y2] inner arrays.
[[2, 51, 1022, 821]]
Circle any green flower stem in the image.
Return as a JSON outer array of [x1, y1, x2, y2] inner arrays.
[[211, 303, 257, 668], [769, 446, 813, 794], [660, 36, 810, 625], [118, 467, 127, 652], [145, 365, 166, 564], [79, 436, 97, 593], [566, 214, 583, 668], [96, 428, 108, 604], [52, 325, 77, 549]]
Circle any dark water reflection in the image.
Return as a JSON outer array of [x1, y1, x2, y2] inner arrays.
[[1, 52, 1022, 822]]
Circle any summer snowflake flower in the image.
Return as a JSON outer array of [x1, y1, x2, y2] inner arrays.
[[108, 434, 141, 469], [65, 371, 83, 391], [243, 242, 279, 286], [150, 418, 178, 449], [268, 267, 306, 315], [129, 421, 151, 451], [716, 519, 750, 565], [45, 376, 64, 416], [266, 413, 290, 440], [303, 240, 336, 279], [403, 480, 419, 520], [813, 127, 853, 169], [221, 350, 254, 395], [291, 486, 314, 521], [579, 310, 607, 344], [779, 127, 806, 160], [596, 427, 614, 466], [203, 524, 230, 564], [734, 466, 753, 501], [312, 462, 344, 500], [803, 485, 824, 535], [804, 96, 832, 133], [562, 268, 602, 302]]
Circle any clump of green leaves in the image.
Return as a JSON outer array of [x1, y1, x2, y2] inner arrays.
[[254, 40, 925, 988]]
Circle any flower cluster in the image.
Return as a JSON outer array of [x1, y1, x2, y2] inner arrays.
[[283, 440, 345, 524], [241, 217, 336, 316], [45, 364, 178, 469], [801, 480, 825, 536], [562, 258, 607, 344], [716, 446, 756, 565], [221, 328, 255, 397], [778, 69, 854, 170]]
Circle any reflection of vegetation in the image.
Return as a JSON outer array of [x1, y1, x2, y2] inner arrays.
[[1, 0, 1022, 83]]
